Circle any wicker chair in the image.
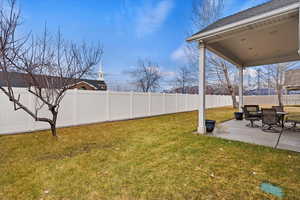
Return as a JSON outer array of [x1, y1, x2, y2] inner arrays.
[[261, 108, 279, 132], [243, 105, 261, 128]]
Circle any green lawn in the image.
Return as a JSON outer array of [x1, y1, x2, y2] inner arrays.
[[0, 106, 300, 200]]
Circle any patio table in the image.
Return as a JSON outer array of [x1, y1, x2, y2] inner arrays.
[[257, 111, 288, 128], [276, 112, 288, 128]]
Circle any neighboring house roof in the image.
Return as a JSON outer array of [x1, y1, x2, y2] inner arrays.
[[245, 88, 276, 96], [0, 71, 107, 90], [77, 79, 107, 90], [190, 0, 298, 38]]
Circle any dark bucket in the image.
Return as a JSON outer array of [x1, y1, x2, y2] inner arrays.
[[205, 120, 216, 133], [234, 112, 243, 120]]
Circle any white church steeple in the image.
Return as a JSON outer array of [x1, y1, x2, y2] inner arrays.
[[98, 60, 104, 81]]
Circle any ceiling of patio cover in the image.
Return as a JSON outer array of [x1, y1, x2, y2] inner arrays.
[[188, 0, 300, 67]]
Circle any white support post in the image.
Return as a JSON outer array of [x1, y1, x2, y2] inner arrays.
[[239, 66, 244, 112], [198, 43, 206, 134]]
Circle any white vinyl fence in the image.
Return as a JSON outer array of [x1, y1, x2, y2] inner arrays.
[[244, 95, 300, 105], [0, 88, 233, 135]]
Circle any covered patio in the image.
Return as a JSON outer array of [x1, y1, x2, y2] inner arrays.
[[214, 119, 300, 152], [187, 0, 300, 150]]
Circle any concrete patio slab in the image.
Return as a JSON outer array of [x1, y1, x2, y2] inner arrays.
[[213, 120, 300, 152]]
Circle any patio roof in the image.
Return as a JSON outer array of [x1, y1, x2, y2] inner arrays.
[[189, 0, 300, 134], [187, 0, 300, 67]]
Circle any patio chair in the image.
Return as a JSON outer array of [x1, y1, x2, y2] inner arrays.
[[261, 108, 280, 132], [260, 109, 285, 149], [285, 115, 300, 131], [272, 106, 284, 112], [272, 106, 284, 125], [243, 105, 261, 128]]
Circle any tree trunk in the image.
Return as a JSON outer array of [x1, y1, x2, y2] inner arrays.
[[231, 92, 238, 109], [49, 109, 58, 137], [277, 89, 283, 107], [277, 84, 283, 106], [50, 123, 57, 137], [223, 67, 238, 109]]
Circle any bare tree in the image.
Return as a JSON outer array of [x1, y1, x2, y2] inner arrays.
[[187, 0, 240, 108], [208, 55, 238, 108], [171, 65, 196, 94], [186, 0, 225, 63], [267, 63, 297, 106], [0, 0, 103, 137], [191, 0, 224, 31], [127, 59, 162, 92]]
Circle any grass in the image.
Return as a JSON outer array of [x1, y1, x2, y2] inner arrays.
[[0, 106, 300, 200]]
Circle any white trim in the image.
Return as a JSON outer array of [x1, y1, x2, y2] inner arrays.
[[187, 2, 300, 42]]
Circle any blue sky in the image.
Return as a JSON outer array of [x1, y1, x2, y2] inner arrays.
[[20, 0, 268, 84]]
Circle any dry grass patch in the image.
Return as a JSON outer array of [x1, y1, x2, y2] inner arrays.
[[0, 106, 300, 200]]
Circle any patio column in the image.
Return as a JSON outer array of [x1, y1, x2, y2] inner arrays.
[[198, 42, 206, 134], [239, 66, 244, 112]]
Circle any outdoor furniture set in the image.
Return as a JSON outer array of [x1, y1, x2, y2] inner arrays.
[[240, 105, 300, 148], [241, 105, 293, 130]]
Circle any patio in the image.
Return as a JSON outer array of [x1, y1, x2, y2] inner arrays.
[[187, 0, 300, 138], [214, 119, 300, 152]]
